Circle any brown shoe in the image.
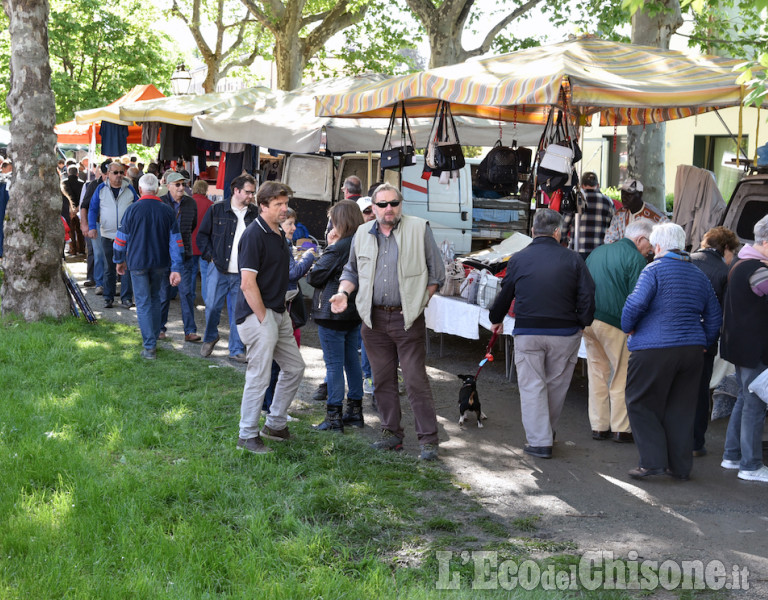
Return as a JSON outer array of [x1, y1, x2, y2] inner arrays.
[[184, 333, 202, 342], [612, 432, 634, 443], [200, 336, 219, 357], [236, 436, 272, 454], [260, 424, 290, 442], [158, 332, 168, 340]]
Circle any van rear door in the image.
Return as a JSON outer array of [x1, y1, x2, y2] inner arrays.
[[721, 174, 768, 244]]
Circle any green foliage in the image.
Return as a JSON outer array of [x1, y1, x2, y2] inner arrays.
[[314, 0, 422, 77], [46, 0, 177, 122], [665, 192, 674, 213]]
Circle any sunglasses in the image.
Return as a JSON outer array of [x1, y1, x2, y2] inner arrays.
[[110, 170, 125, 175], [375, 201, 401, 208], [171, 182, 185, 187], [363, 208, 373, 214]]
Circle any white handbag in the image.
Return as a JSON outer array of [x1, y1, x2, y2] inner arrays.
[[539, 143, 574, 174], [476, 269, 501, 309], [748, 368, 768, 404]]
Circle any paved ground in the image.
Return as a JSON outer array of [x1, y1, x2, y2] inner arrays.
[[67, 256, 768, 597]]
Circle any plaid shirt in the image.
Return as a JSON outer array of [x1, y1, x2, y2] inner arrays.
[[564, 188, 615, 257]]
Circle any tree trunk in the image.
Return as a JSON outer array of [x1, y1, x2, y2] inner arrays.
[[426, 20, 466, 68], [2, 0, 69, 320], [627, 0, 683, 213], [202, 57, 219, 93], [274, 35, 305, 90]]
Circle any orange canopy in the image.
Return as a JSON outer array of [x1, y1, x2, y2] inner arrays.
[[55, 84, 165, 147]]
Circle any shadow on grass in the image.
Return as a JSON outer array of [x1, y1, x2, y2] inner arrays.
[[0, 314, 644, 599]]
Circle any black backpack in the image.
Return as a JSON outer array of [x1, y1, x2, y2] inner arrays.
[[475, 140, 519, 195]]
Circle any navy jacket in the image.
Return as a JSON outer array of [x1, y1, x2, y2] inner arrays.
[[621, 252, 722, 351], [489, 236, 595, 333], [195, 200, 259, 274]]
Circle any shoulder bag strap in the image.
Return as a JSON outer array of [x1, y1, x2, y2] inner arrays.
[[382, 103, 398, 151], [445, 102, 461, 145], [401, 102, 415, 148]]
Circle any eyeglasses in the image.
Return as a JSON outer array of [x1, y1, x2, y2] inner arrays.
[[242, 190, 256, 196], [375, 201, 401, 208], [363, 208, 373, 214], [110, 170, 125, 175], [171, 182, 185, 187]]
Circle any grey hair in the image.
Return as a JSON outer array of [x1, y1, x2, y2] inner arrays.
[[371, 182, 403, 204], [649, 222, 686, 254], [138, 173, 159, 195], [532, 208, 563, 237], [754, 214, 768, 244], [624, 218, 655, 241]]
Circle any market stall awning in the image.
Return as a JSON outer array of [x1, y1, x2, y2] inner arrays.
[[119, 87, 275, 126], [192, 74, 543, 152], [74, 84, 165, 125], [316, 36, 765, 126]]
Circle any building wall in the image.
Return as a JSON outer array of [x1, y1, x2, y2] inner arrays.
[[579, 105, 765, 198]]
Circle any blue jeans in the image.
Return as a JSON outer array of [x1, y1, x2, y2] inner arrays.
[[318, 324, 364, 408], [197, 257, 210, 305], [723, 362, 768, 472], [0, 185, 7, 258], [131, 268, 166, 350], [361, 339, 372, 380], [160, 256, 197, 334], [102, 236, 132, 303], [203, 264, 243, 356], [89, 226, 105, 287]]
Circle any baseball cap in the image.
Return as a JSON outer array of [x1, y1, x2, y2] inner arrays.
[[620, 179, 643, 193], [165, 171, 188, 185], [357, 196, 373, 212]]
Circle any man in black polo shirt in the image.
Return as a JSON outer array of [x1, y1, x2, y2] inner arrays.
[[234, 181, 305, 454]]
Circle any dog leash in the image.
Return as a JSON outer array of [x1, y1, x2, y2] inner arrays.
[[475, 331, 499, 379]]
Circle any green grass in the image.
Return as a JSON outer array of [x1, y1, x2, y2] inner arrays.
[[0, 312, 709, 598]]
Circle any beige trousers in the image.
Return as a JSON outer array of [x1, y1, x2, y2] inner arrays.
[[583, 319, 631, 433]]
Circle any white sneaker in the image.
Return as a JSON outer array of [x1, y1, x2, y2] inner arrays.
[[286, 414, 296, 422], [720, 459, 740, 470], [363, 377, 374, 395], [737, 465, 768, 482]]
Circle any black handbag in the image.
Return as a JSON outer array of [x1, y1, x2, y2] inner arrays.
[[287, 286, 307, 329], [380, 102, 415, 172], [425, 101, 465, 172]]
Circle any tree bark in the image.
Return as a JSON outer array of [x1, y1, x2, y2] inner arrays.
[[627, 0, 683, 212], [2, 0, 69, 319]]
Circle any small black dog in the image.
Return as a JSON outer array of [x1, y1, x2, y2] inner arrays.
[[457, 374, 487, 428]]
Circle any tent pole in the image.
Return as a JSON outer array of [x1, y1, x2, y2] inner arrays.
[[713, 109, 751, 164], [367, 151, 372, 190]]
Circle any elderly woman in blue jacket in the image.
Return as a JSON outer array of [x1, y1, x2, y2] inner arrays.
[[621, 222, 722, 481]]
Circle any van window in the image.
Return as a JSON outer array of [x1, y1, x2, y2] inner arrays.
[[736, 199, 768, 240]]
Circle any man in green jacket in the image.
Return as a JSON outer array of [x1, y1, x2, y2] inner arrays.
[[584, 218, 655, 443]]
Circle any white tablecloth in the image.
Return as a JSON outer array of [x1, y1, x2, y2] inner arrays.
[[424, 294, 587, 359]]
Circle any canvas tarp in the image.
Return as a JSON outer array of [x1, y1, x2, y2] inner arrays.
[[119, 87, 275, 126], [191, 74, 543, 152], [315, 36, 767, 127]]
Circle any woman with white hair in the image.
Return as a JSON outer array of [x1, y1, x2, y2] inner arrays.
[[621, 222, 722, 480]]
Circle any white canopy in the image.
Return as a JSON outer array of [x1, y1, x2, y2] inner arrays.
[[191, 75, 542, 152]]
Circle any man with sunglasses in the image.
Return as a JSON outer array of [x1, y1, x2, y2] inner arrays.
[[331, 183, 445, 460], [88, 161, 139, 309], [197, 174, 259, 362], [158, 172, 199, 342], [583, 218, 655, 445], [604, 179, 667, 244]]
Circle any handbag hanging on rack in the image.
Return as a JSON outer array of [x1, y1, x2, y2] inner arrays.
[[425, 101, 465, 173], [380, 102, 416, 174]]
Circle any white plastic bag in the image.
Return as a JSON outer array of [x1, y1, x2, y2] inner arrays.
[[476, 269, 501, 309], [748, 368, 768, 404], [459, 269, 480, 304]]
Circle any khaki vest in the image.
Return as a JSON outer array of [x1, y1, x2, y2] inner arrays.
[[354, 215, 430, 330]]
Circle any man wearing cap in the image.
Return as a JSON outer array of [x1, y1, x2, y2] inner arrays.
[[158, 171, 200, 342], [88, 161, 139, 308], [357, 196, 375, 223], [604, 179, 668, 244]]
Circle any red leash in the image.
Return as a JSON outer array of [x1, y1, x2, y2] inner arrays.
[[475, 331, 499, 379]]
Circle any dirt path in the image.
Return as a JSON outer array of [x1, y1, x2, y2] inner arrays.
[[67, 257, 768, 597]]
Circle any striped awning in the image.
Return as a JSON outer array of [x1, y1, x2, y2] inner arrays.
[[316, 37, 765, 126], [119, 86, 275, 126]]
